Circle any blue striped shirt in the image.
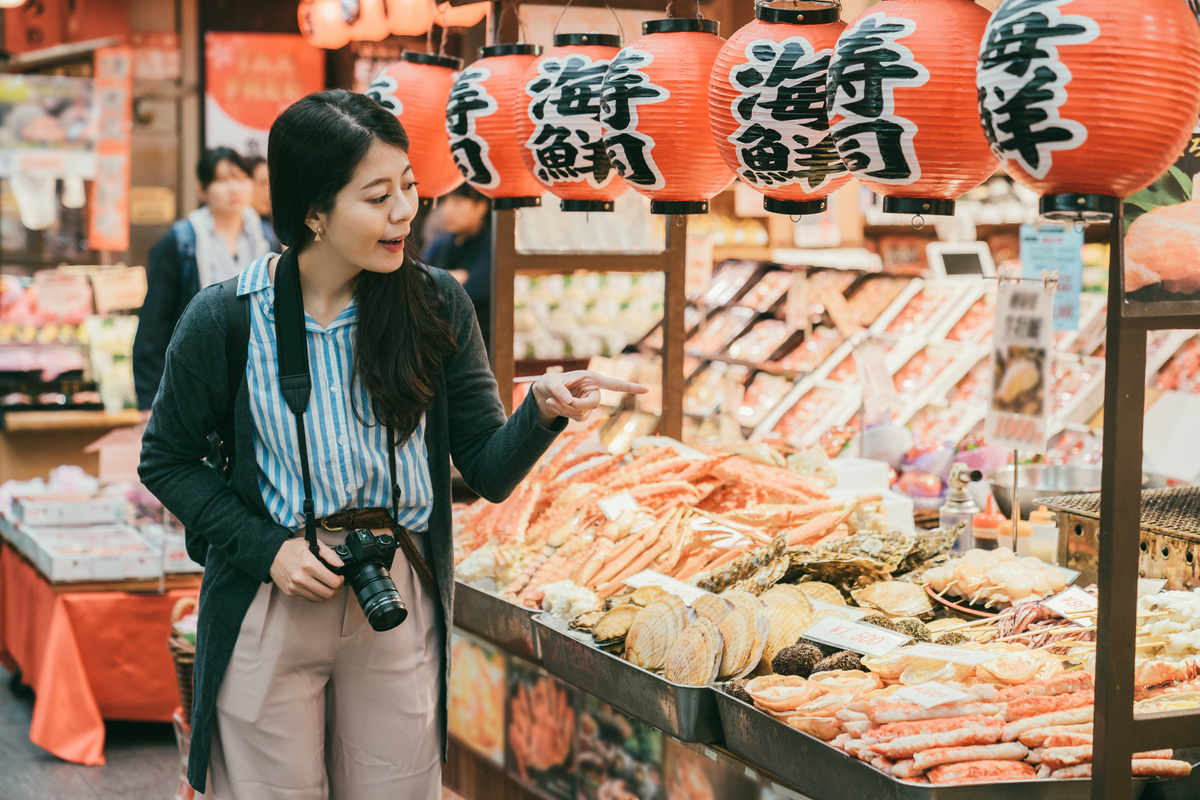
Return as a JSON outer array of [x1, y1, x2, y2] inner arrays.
[[237, 254, 433, 532]]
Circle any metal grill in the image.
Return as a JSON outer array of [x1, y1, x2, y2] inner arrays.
[[1044, 487, 1200, 541]]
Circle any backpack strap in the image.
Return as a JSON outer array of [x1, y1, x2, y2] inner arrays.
[[219, 275, 250, 446]]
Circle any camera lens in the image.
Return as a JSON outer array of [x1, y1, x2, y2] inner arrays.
[[348, 561, 407, 631]]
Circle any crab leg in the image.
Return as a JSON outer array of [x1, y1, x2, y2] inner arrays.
[[595, 509, 685, 598], [786, 511, 843, 546], [674, 547, 718, 581]]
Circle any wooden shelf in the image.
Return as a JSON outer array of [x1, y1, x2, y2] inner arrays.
[[712, 245, 775, 262], [1, 409, 143, 432]]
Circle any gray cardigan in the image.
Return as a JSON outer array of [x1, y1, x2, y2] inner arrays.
[[139, 266, 564, 792]]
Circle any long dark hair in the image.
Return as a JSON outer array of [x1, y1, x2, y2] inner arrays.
[[268, 89, 458, 441]]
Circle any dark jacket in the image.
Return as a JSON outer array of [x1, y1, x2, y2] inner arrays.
[[422, 225, 492, 350], [133, 217, 279, 410], [139, 265, 563, 792]]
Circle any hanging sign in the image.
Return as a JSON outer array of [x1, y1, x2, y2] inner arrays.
[[985, 279, 1054, 453], [89, 46, 133, 252], [0, 75, 97, 179], [1019, 224, 1083, 331]]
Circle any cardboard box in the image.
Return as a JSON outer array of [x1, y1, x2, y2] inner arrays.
[[12, 493, 128, 526]]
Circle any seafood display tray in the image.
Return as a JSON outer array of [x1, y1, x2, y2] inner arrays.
[[533, 614, 723, 744], [452, 581, 541, 662], [714, 689, 1149, 800]]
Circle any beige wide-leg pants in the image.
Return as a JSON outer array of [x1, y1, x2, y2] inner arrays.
[[208, 528, 442, 800]]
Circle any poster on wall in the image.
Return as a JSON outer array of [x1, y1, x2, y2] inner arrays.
[[1122, 122, 1200, 308], [663, 739, 759, 800], [0, 75, 97, 179], [447, 633, 506, 766], [576, 697, 665, 800], [90, 45, 133, 253], [204, 33, 324, 157], [505, 659, 578, 800]]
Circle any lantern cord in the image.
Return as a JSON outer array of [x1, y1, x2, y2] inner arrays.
[[552, 0, 575, 38], [605, 5, 626, 41], [696, 0, 703, 20], [911, 214, 926, 231], [790, 215, 802, 223], [665, 0, 674, 18], [426, 24, 435, 55], [438, 29, 449, 58], [502, 0, 529, 44]]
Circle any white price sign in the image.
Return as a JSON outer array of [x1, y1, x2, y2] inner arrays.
[[1137, 578, 1167, 596], [985, 279, 1054, 454], [623, 570, 713, 606], [893, 681, 973, 709], [800, 616, 911, 657], [598, 492, 641, 521], [1043, 586, 1098, 626], [901, 643, 1004, 666]]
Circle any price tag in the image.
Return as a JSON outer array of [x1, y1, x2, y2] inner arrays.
[[901, 643, 1004, 666], [1137, 578, 1168, 596], [809, 598, 869, 620], [598, 492, 641, 521], [985, 279, 1054, 454], [893, 681, 973, 709], [623, 570, 713, 606], [1042, 586, 1098, 626], [800, 615, 911, 657]]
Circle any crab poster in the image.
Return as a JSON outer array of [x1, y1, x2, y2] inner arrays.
[[506, 659, 579, 800], [663, 739, 758, 800], [447, 633, 506, 766], [985, 280, 1054, 454], [576, 697, 665, 800], [1122, 122, 1200, 305]]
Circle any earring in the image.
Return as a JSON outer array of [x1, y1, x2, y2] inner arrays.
[[314, 227, 323, 242]]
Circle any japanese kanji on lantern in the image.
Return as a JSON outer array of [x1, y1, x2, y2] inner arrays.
[[446, 44, 544, 210], [976, 0, 1200, 222], [367, 52, 466, 206], [599, 19, 734, 215], [515, 33, 629, 212], [709, 0, 850, 216], [826, 0, 998, 218]]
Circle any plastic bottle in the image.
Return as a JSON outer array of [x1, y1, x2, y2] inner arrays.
[[1028, 506, 1059, 564], [972, 496, 1006, 551], [998, 518, 1034, 557]]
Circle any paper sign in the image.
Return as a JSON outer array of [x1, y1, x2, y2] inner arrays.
[[985, 279, 1054, 453], [1137, 578, 1168, 596], [1020, 225, 1083, 332], [800, 616, 911, 657], [809, 598, 869, 620], [90, 266, 147, 314], [893, 681, 973, 709], [1043, 586, 1098, 626], [598, 492, 641, 521], [785, 271, 811, 336], [901, 643, 1004, 666], [623, 570, 712, 606]]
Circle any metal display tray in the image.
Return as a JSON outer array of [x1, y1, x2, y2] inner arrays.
[[452, 581, 540, 662], [715, 688, 1150, 800], [533, 614, 723, 744]]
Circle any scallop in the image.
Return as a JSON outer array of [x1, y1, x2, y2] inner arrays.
[[759, 603, 816, 671], [760, 584, 816, 613], [796, 581, 846, 606], [592, 604, 641, 646], [718, 607, 769, 680], [624, 594, 689, 670], [692, 593, 733, 625], [851, 581, 933, 618], [722, 589, 765, 613], [629, 585, 668, 606], [664, 617, 723, 686]]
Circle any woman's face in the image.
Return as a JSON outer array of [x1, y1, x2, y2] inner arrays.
[[314, 140, 417, 275], [199, 159, 251, 217], [251, 162, 271, 218]]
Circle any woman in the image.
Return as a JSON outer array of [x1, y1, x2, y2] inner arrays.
[[139, 90, 640, 800], [133, 147, 278, 410]]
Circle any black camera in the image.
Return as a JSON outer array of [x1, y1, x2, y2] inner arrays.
[[321, 529, 408, 631]]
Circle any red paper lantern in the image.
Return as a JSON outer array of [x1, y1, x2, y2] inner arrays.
[[434, 1, 489, 29], [515, 33, 629, 212], [600, 19, 734, 215], [388, 0, 437, 37], [298, 0, 352, 50], [348, 0, 390, 41], [446, 44, 544, 210], [709, 1, 850, 215], [827, 0, 999, 217], [367, 53, 466, 205], [976, 0, 1200, 221]]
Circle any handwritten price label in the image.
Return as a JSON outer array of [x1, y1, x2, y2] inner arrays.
[[1043, 585, 1098, 626], [800, 616, 911, 657], [901, 643, 1004, 667], [894, 681, 973, 709]]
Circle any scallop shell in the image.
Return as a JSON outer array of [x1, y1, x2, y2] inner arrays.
[[624, 594, 689, 671], [796, 581, 846, 606], [717, 607, 769, 680], [851, 581, 933, 618], [629, 585, 668, 606], [592, 604, 641, 646], [692, 593, 733, 624], [760, 584, 816, 613], [760, 603, 816, 672], [721, 589, 765, 613], [570, 609, 606, 633], [664, 617, 723, 686]]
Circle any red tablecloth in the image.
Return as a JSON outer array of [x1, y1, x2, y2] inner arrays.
[[0, 543, 199, 765]]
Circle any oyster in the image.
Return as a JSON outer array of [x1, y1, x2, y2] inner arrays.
[[759, 584, 815, 613], [760, 603, 816, 672], [570, 609, 606, 633], [851, 581, 934, 618], [895, 523, 965, 575], [692, 593, 733, 624], [796, 581, 845, 606], [592, 604, 641, 646], [695, 533, 789, 595], [625, 594, 689, 670], [717, 607, 769, 680], [664, 617, 723, 686], [721, 589, 765, 614], [629, 585, 668, 606]]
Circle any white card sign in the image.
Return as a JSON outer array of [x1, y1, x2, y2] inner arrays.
[[1137, 578, 1167, 596], [598, 492, 641, 521], [800, 616, 911, 657], [985, 279, 1054, 453], [893, 681, 973, 709], [901, 643, 1004, 667], [1043, 585, 1098, 626]]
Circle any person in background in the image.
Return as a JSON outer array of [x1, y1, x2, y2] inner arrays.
[[421, 183, 492, 352], [246, 154, 272, 221], [133, 148, 278, 411]]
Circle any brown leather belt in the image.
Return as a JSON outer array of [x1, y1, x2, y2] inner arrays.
[[318, 506, 439, 601]]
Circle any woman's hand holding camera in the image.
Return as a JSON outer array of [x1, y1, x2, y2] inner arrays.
[[531, 370, 647, 428], [269, 538, 345, 602]]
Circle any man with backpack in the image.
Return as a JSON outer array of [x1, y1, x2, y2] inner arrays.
[[133, 148, 278, 411]]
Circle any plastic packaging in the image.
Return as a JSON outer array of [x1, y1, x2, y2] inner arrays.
[[972, 496, 1006, 551], [1028, 505, 1059, 564]]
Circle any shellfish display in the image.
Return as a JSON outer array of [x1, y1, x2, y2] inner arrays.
[[624, 595, 689, 670], [664, 617, 724, 686]]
